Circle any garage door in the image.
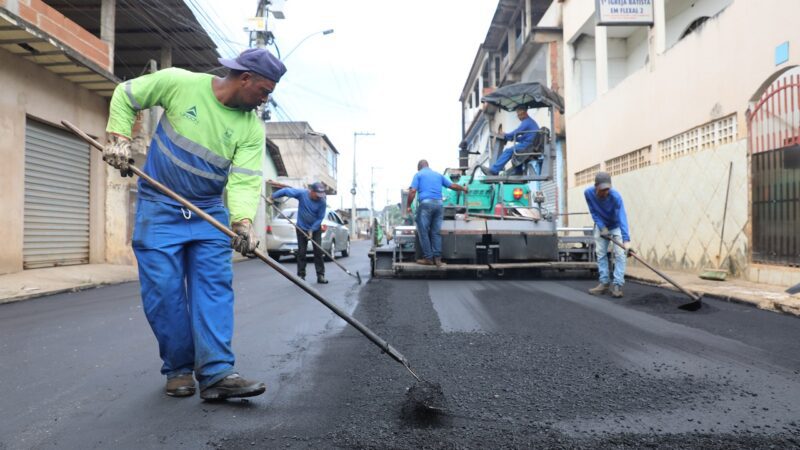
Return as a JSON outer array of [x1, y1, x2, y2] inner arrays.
[[23, 119, 90, 269]]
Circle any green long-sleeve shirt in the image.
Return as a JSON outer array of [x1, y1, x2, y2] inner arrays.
[[107, 67, 265, 222]]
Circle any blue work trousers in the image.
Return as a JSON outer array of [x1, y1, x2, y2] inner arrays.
[[594, 226, 626, 287], [490, 146, 542, 176], [132, 199, 236, 390], [416, 199, 443, 260]]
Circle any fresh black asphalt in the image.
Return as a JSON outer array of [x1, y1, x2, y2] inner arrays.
[[2, 242, 799, 449], [218, 278, 800, 449]]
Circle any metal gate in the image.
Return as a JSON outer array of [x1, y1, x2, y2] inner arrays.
[[23, 119, 91, 269], [749, 72, 800, 266]]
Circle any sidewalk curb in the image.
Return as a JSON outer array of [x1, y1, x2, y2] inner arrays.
[[0, 257, 262, 306], [0, 278, 138, 305], [627, 274, 800, 318]]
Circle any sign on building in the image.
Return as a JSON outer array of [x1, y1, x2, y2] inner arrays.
[[595, 0, 654, 26]]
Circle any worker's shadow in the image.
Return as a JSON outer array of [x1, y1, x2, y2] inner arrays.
[[200, 398, 261, 409], [399, 403, 450, 429]]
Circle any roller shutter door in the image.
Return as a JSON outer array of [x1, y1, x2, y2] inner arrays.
[[23, 119, 90, 269]]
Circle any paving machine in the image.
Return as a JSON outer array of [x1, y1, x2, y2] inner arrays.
[[371, 82, 598, 278]]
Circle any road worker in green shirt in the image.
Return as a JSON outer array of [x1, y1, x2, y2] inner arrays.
[[103, 48, 285, 400]]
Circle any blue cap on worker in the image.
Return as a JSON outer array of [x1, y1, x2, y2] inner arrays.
[[218, 48, 287, 83], [310, 182, 327, 198], [594, 171, 612, 190]]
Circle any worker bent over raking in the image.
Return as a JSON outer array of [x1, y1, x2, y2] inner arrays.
[[271, 182, 329, 284], [103, 48, 286, 400], [585, 171, 633, 299]]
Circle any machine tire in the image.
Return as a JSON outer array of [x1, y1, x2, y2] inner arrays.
[[341, 238, 350, 258], [267, 251, 281, 261]]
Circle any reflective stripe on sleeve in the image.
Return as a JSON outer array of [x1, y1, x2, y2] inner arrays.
[[230, 166, 263, 177], [124, 81, 142, 110]]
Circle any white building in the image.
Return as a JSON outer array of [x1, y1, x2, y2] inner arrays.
[[554, 0, 800, 283]]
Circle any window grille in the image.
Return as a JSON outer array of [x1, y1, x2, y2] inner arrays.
[[575, 164, 600, 186], [605, 146, 651, 176], [659, 114, 737, 161]]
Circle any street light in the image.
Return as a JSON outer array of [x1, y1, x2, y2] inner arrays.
[[351, 131, 374, 239], [283, 29, 334, 61]]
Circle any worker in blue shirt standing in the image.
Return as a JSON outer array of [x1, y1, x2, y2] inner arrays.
[[483, 106, 540, 176], [406, 160, 468, 266], [585, 172, 633, 298], [272, 182, 329, 284]]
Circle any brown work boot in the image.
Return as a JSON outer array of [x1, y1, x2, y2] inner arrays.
[[434, 257, 447, 267], [165, 373, 195, 397], [588, 283, 609, 295], [416, 258, 434, 266], [200, 373, 266, 401], [611, 284, 624, 298]]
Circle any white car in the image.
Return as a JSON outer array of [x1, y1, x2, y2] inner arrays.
[[266, 208, 351, 260]]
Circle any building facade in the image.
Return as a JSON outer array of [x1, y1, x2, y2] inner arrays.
[[556, 0, 800, 283], [0, 0, 270, 275], [264, 121, 339, 193], [459, 0, 566, 222], [0, 0, 116, 274]]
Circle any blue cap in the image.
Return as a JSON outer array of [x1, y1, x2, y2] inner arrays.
[[218, 48, 287, 83], [595, 171, 612, 189], [310, 182, 327, 196]]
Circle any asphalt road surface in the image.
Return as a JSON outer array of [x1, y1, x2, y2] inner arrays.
[[0, 242, 370, 449], [2, 241, 800, 449]]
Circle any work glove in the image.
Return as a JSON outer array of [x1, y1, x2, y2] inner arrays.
[[624, 242, 636, 258], [267, 196, 285, 208], [231, 219, 258, 257], [103, 134, 134, 177], [599, 227, 610, 239]]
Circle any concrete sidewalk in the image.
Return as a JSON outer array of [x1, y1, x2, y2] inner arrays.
[[0, 253, 261, 304], [626, 264, 800, 317], [0, 264, 138, 304]]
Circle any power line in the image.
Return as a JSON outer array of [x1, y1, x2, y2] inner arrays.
[[122, 0, 213, 71]]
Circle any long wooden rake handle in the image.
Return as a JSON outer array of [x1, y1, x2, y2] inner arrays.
[[62, 120, 417, 379]]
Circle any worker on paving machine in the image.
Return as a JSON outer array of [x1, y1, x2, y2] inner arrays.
[[585, 172, 633, 298], [482, 105, 540, 176], [406, 160, 469, 266], [271, 182, 330, 284], [103, 48, 285, 400]]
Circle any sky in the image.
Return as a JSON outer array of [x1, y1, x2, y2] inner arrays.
[[192, 0, 498, 210]]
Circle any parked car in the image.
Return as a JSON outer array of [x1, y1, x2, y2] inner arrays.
[[266, 208, 351, 261]]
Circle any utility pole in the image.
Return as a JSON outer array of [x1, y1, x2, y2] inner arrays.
[[351, 131, 374, 239], [369, 167, 376, 235], [250, 0, 280, 50], [384, 188, 390, 232]]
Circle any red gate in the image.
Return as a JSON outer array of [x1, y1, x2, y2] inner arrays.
[[748, 72, 800, 266]]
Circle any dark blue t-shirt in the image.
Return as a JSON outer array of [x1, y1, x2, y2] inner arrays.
[[410, 168, 453, 201], [272, 187, 326, 231], [583, 187, 630, 242], [504, 117, 539, 149]]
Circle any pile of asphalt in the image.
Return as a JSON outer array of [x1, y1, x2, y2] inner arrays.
[[216, 279, 800, 449]]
